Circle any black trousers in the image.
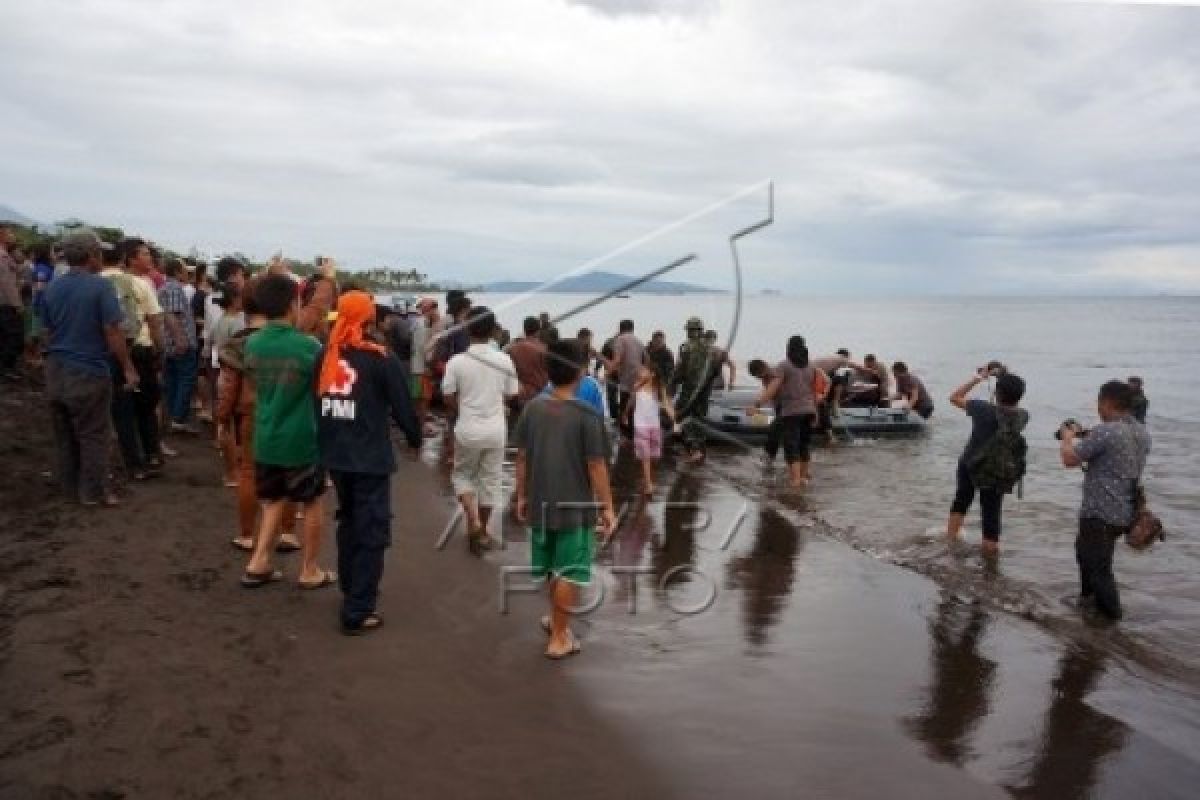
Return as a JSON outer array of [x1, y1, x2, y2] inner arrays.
[[332, 471, 392, 629], [1076, 517, 1126, 620], [764, 417, 782, 461], [131, 345, 162, 459], [951, 461, 1004, 541], [0, 305, 22, 370], [110, 355, 146, 471]]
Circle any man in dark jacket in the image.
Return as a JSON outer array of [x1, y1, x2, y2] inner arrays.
[[317, 291, 422, 634]]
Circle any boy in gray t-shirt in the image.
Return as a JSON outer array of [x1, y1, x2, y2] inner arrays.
[[515, 339, 615, 660]]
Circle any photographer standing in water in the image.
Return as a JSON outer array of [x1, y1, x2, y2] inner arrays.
[[1058, 381, 1152, 621], [946, 365, 1028, 556]]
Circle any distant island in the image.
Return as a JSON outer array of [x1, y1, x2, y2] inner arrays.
[[484, 269, 722, 295]]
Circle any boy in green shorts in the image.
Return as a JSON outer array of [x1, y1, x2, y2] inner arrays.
[[240, 273, 336, 590], [514, 339, 615, 660]]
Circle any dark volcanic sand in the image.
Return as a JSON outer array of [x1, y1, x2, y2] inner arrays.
[[2, 379, 1198, 798]]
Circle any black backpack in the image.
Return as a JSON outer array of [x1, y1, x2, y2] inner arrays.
[[969, 409, 1027, 494]]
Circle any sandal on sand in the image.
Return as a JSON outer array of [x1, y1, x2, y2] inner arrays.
[[544, 631, 582, 660], [298, 570, 337, 590], [342, 614, 384, 636], [240, 569, 282, 588]]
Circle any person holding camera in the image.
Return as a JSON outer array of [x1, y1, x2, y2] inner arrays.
[[946, 365, 1028, 555], [1058, 381, 1152, 620]]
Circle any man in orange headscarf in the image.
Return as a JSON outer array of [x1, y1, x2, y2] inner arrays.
[[317, 290, 422, 634]]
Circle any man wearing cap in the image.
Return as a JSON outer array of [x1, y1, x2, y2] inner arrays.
[[40, 230, 139, 507], [0, 224, 24, 379], [669, 317, 714, 464]]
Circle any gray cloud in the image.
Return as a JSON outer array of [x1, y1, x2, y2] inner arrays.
[[0, 0, 1198, 292]]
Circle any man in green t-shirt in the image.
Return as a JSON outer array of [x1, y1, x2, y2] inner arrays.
[[240, 273, 336, 590]]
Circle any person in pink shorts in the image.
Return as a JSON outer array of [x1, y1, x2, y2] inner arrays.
[[625, 366, 675, 496]]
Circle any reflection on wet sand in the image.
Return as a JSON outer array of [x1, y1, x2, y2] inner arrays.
[[1007, 645, 1126, 800], [727, 505, 802, 649], [905, 597, 998, 765], [654, 471, 706, 587]]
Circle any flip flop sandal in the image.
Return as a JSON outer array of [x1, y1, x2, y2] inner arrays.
[[240, 569, 282, 588], [275, 539, 302, 553], [298, 570, 337, 590], [544, 632, 582, 660], [231, 537, 254, 552]]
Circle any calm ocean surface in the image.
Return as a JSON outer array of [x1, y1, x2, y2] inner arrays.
[[474, 293, 1200, 683]]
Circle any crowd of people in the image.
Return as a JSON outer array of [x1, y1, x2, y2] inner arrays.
[[0, 221, 1157, 653]]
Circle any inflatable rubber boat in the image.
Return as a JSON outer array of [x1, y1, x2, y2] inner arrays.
[[701, 388, 928, 442]]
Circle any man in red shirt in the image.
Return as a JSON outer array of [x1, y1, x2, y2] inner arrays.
[[507, 316, 548, 412]]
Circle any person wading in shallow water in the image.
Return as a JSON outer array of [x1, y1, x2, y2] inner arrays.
[[514, 339, 615, 660], [749, 336, 829, 489], [670, 316, 714, 465], [1058, 380, 1151, 621], [316, 290, 422, 634], [946, 367, 1028, 556]]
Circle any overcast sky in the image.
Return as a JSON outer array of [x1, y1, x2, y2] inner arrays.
[[2, 0, 1199, 293]]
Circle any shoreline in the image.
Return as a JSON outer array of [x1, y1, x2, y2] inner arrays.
[[2, 380, 1198, 797]]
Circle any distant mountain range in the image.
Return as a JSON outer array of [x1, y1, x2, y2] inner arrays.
[[484, 269, 720, 294], [0, 204, 39, 227]]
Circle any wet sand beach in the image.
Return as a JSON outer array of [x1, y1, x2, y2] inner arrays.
[[2, 380, 1199, 798]]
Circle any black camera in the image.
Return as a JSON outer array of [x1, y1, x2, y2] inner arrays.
[[978, 360, 1007, 378], [1054, 418, 1089, 441]]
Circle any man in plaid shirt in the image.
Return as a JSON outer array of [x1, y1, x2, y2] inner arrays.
[[158, 258, 199, 434]]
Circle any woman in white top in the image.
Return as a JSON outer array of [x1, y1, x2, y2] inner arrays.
[[624, 366, 675, 496]]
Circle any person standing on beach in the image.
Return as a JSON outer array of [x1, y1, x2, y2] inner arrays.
[[39, 229, 139, 507], [624, 365, 674, 496], [669, 317, 714, 465], [1059, 380, 1151, 620], [118, 239, 169, 462], [646, 330, 675, 385], [514, 339, 615, 660], [240, 273, 335, 589], [946, 367, 1028, 556], [101, 247, 162, 481], [749, 336, 829, 489], [158, 258, 200, 435], [442, 306, 518, 554], [507, 316, 548, 413], [316, 290, 422, 634], [609, 319, 645, 435], [0, 224, 25, 379], [409, 298, 432, 429]]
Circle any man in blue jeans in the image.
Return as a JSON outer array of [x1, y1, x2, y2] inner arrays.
[[158, 258, 199, 434], [40, 229, 140, 506]]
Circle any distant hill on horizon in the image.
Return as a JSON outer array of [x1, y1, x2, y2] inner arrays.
[[484, 269, 721, 295], [0, 204, 40, 227]]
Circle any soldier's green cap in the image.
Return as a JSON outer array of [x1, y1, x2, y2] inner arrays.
[[685, 316, 704, 331]]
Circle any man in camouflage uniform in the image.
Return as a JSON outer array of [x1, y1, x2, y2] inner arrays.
[[669, 316, 713, 464]]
